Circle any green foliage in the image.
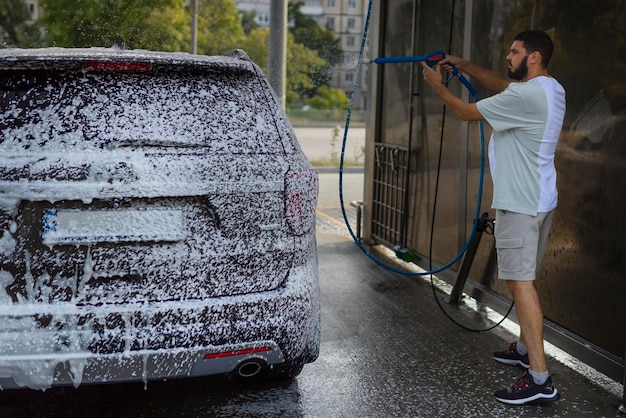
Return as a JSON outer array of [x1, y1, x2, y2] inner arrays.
[[0, 0, 42, 47], [40, 0, 187, 48], [39, 0, 244, 53], [29, 0, 340, 109], [288, 2, 343, 93], [307, 85, 350, 110], [286, 32, 326, 106], [238, 27, 269, 70], [139, 2, 190, 51], [239, 28, 328, 107], [239, 9, 259, 36], [236, 3, 343, 107], [196, 0, 244, 55]]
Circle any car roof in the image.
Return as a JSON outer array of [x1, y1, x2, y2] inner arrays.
[[0, 47, 257, 75]]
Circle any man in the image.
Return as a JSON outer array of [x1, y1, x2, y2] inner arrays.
[[421, 30, 565, 405]]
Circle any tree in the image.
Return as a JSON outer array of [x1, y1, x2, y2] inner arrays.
[[288, 2, 343, 94], [307, 85, 350, 110], [40, 0, 188, 49], [0, 0, 42, 47], [286, 32, 326, 105], [35, 0, 333, 108], [196, 0, 244, 56], [239, 27, 326, 107], [239, 9, 259, 36], [238, 27, 269, 69], [39, 0, 245, 53], [135, 2, 190, 51]]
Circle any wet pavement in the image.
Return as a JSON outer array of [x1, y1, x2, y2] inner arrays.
[[0, 169, 624, 417], [310, 169, 624, 417]]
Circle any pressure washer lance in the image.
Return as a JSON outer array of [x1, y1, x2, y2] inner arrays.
[[363, 49, 447, 67], [362, 50, 478, 100]]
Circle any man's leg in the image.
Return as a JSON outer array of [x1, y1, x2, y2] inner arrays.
[[509, 209, 555, 373], [494, 277, 559, 404], [493, 211, 559, 403], [507, 280, 546, 372]]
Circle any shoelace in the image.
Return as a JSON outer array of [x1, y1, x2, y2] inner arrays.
[[505, 342, 517, 354], [512, 372, 532, 392]]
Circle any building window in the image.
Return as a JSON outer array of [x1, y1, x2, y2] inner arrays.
[[346, 36, 355, 47], [327, 0, 335, 8], [26, 1, 35, 18], [345, 72, 354, 83], [348, 0, 357, 9], [347, 18, 356, 30]]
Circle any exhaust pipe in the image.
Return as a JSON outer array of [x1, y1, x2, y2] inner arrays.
[[236, 359, 265, 378]]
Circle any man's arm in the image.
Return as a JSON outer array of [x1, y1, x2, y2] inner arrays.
[[440, 55, 510, 94], [421, 63, 484, 121]]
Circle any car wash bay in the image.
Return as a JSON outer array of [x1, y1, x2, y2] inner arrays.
[[0, 169, 621, 418]]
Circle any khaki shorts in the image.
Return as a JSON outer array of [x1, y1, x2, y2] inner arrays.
[[494, 209, 555, 281]]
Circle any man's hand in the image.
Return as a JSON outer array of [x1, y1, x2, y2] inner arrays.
[[421, 62, 443, 89], [419, 61, 483, 122], [439, 55, 511, 93], [438, 54, 465, 74]]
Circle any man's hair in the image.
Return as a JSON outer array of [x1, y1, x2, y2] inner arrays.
[[514, 30, 554, 67]]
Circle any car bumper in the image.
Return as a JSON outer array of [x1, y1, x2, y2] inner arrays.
[[0, 254, 319, 390]]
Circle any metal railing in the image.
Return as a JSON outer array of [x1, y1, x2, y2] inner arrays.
[[371, 144, 409, 247]]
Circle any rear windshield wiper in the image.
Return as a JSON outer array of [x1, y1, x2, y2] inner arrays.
[[107, 139, 208, 149]]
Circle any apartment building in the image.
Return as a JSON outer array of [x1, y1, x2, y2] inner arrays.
[[235, 0, 272, 28], [308, 0, 368, 109], [23, 0, 41, 22]]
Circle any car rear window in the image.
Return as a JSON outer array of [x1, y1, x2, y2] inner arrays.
[[0, 69, 284, 154]]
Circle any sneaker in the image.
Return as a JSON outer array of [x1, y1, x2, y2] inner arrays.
[[494, 342, 530, 369], [494, 371, 560, 405]]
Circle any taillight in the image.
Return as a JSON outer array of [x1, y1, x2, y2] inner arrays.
[[83, 61, 153, 73], [203, 346, 272, 360], [285, 168, 319, 235]]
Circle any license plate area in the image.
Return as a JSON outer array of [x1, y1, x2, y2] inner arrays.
[[42, 207, 186, 246]]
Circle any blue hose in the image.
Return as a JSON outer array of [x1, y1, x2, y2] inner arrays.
[[339, 1, 485, 277], [337, 0, 515, 333]]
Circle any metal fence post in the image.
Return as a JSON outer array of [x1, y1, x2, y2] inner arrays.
[[448, 213, 494, 305], [350, 201, 363, 240]]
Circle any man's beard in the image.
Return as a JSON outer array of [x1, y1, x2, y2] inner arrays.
[[508, 55, 529, 80]]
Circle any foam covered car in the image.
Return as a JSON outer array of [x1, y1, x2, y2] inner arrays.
[[0, 47, 320, 390]]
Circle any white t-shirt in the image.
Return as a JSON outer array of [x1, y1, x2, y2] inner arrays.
[[476, 76, 566, 216]]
